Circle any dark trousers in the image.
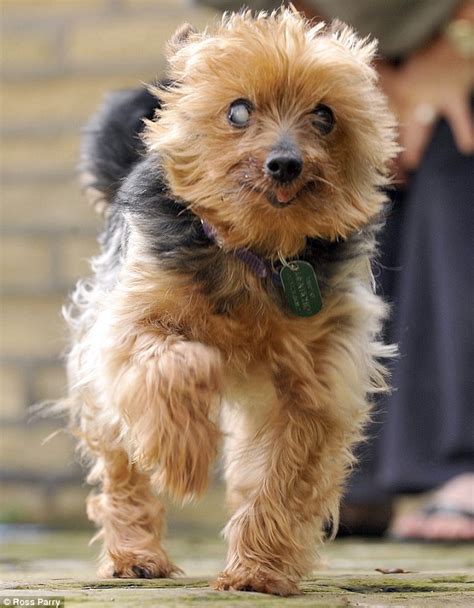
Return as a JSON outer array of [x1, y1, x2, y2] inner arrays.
[[346, 117, 474, 503]]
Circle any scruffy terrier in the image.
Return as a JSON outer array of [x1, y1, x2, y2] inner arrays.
[[64, 8, 397, 596]]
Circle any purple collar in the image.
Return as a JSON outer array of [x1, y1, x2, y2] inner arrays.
[[201, 220, 268, 279]]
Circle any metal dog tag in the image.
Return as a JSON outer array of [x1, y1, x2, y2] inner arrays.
[[280, 260, 323, 317]]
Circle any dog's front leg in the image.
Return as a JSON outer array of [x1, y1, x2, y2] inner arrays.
[[103, 328, 223, 501], [215, 338, 350, 596]]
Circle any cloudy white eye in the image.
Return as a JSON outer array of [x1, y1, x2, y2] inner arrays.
[[312, 104, 335, 135], [228, 99, 252, 128]]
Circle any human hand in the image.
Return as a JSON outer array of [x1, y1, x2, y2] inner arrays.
[[378, 22, 473, 177]]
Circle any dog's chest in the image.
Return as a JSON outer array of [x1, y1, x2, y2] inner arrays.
[[189, 268, 327, 362], [199, 245, 329, 320]]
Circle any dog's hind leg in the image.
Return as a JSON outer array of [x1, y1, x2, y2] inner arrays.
[[87, 448, 180, 578]]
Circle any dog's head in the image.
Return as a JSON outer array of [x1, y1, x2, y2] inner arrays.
[[145, 9, 398, 257]]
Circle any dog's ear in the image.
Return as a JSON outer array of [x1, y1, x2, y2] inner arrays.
[[329, 19, 378, 65], [166, 23, 197, 60]]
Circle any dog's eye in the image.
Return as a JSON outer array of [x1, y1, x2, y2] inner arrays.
[[228, 99, 252, 128], [312, 104, 335, 135]]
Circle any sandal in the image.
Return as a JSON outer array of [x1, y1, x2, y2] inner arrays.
[[389, 474, 474, 542]]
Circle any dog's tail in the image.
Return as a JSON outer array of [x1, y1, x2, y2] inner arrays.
[[80, 86, 160, 216]]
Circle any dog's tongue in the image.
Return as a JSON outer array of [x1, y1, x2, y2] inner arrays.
[[275, 188, 293, 204]]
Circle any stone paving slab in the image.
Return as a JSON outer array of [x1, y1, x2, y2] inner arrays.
[[0, 530, 473, 607]]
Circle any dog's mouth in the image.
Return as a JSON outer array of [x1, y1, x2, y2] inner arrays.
[[265, 181, 317, 208], [237, 179, 318, 209]]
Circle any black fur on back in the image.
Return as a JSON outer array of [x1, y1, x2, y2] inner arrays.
[[80, 85, 162, 205], [115, 156, 235, 304]]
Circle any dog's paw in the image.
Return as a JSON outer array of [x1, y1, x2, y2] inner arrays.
[[212, 569, 300, 596], [99, 550, 182, 579]]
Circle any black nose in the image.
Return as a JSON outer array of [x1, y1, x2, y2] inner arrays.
[[265, 153, 303, 183]]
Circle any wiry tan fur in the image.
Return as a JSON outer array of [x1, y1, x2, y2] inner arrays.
[[63, 9, 397, 596]]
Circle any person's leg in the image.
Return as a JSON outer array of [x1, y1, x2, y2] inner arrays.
[[343, 119, 474, 539], [378, 119, 473, 493]]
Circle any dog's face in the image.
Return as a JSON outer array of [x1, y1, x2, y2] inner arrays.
[[146, 10, 397, 256]]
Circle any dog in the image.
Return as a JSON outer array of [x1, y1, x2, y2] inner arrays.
[[64, 8, 397, 596]]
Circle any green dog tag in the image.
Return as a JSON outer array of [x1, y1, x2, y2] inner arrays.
[[280, 260, 323, 317]]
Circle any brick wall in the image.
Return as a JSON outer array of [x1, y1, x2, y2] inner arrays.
[[0, 0, 215, 525]]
